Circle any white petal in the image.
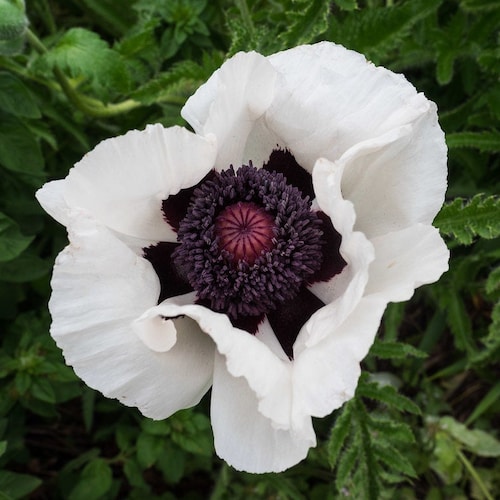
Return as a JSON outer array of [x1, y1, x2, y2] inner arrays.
[[296, 157, 374, 353], [293, 296, 387, 419], [133, 316, 177, 353], [211, 353, 316, 473], [49, 213, 213, 419], [143, 297, 295, 430], [182, 52, 278, 169], [61, 125, 216, 240], [365, 224, 449, 301], [36, 179, 69, 227], [266, 42, 444, 172], [339, 122, 447, 238]]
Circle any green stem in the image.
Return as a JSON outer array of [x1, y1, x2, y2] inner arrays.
[[457, 450, 494, 500], [25, 28, 141, 118]]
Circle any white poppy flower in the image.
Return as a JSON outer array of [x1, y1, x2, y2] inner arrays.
[[36, 42, 449, 473]]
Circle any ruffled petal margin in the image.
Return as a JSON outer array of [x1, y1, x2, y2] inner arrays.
[[211, 352, 315, 473], [37, 125, 217, 242], [49, 213, 214, 419]]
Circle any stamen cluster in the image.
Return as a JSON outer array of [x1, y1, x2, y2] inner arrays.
[[173, 165, 324, 319]]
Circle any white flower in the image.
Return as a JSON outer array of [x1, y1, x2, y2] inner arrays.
[[36, 42, 449, 473]]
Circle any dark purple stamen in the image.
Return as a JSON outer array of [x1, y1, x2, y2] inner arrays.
[[143, 149, 347, 360], [172, 164, 324, 319]]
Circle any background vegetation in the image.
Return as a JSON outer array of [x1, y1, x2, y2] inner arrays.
[[0, 0, 499, 498]]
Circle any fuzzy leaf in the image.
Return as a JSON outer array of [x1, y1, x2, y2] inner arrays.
[[328, 0, 441, 62], [374, 443, 417, 478], [369, 417, 415, 444], [434, 194, 500, 245], [446, 131, 500, 152], [280, 0, 330, 47], [357, 380, 421, 415], [327, 401, 353, 468], [370, 340, 427, 360]]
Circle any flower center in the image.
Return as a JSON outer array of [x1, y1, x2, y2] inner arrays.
[[215, 202, 275, 265], [172, 164, 324, 320]]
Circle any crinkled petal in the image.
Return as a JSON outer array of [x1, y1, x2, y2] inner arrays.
[[293, 296, 387, 419], [211, 352, 316, 473], [49, 213, 213, 419], [338, 122, 447, 238], [40, 125, 217, 241], [141, 296, 296, 431], [365, 224, 449, 301], [296, 157, 374, 353], [182, 52, 278, 169], [266, 42, 444, 172]]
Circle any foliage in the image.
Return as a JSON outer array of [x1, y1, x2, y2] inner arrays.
[[0, 0, 499, 498]]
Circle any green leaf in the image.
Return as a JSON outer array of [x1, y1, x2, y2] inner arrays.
[[357, 380, 421, 415], [0, 213, 33, 262], [31, 378, 56, 403], [0, 471, 41, 500], [0, 441, 6, 458], [0, 252, 51, 282], [43, 28, 130, 93], [370, 340, 427, 360], [333, 0, 358, 11], [485, 266, 500, 295], [68, 459, 113, 500], [0, 114, 44, 179], [374, 443, 417, 478], [0, 0, 28, 41], [279, 0, 330, 47], [465, 382, 500, 425], [440, 416, 500, 457], [328, 0, 441, 62], [327, 401, 353, 468], [369, 417, 415, 444], [136, 432, 163, 468], [0, 72, 40, 118], [430, 431, 463, 484], [434, 194, 500, 245], [446, 131, 500, 152]]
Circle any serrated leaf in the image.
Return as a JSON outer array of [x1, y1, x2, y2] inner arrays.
[[280, 0, 330, 47], [43, 28, 130, 93], [446, 131, 500, 152], [370, 340, 427, 360], [434, 194, 500, 245], [374, 443, 417, 478], [357, 381, 421, 415], [0, 213, 33, 262], [328, 0, 440, 62], [327, 401, 353, 468], [335, 435, 359, 491], [370, 417, 415, 444]]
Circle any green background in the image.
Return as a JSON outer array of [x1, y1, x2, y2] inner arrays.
[[0, 0, 499, 498]]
